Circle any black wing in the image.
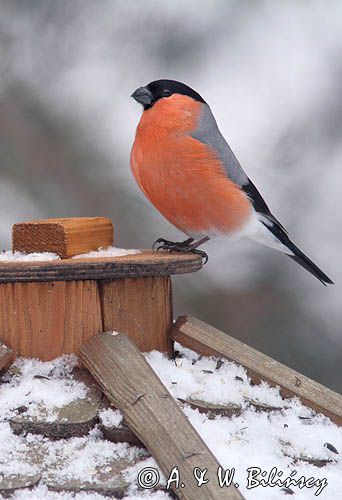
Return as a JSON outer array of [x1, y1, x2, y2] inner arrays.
[[242, 178, 288, 234]]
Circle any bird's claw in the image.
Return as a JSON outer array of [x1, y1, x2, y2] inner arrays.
[[191, 248, 209, 265], [152, 237, 208, 265], [152, 238, 172, 251]]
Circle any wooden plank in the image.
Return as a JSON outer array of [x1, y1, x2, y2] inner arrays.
[[178, 399, 242, 419], [0, 251, 202, 283], [0, 343, 13, 373], [80, 332, 244, 500], [0, 281, 103, 360], [171, 316, 342, 426], [12, 217, 114, 258], [178, 398, 284, 417], [99, 277, 173, 354]]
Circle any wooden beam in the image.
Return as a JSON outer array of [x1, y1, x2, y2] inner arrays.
[[0, 343, 13, 373], [171, 316, 342, 427], [80, 332, 244, 500], [0, 251, 202, 283], [12, 217, 114, 258]]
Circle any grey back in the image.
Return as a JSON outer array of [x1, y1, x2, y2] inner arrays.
[[190, 104, 248, 187]]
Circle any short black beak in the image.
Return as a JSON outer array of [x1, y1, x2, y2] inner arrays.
[[131, 86, 154, 107]]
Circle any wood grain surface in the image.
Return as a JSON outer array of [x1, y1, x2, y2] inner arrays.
[[0, 281, 103, 360], [0, 251, 202, 283], [80, 332, 245, 500], [171, 316, 342, 426], [12, 217, 114, 258], [0, 274, 174, 359], [99, 277, 173, 354]]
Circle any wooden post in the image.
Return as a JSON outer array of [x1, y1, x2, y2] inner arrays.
[[99, 277, 173, 353], [0, 219, 202, 360], [0, 281, 102, 360], [80, 332, 245, 500], [171, 316, 342, 426]]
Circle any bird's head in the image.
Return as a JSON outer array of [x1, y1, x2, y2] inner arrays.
[[131, 79, 205, 110]]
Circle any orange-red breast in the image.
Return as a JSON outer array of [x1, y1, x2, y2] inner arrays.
[[130, 79, 333, 285]]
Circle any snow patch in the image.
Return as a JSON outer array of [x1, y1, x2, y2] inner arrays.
[[73, 246, 140, 259], [0, 356, 86, 420], [99, 408, 123, 428], [0, 250, 60, 262]]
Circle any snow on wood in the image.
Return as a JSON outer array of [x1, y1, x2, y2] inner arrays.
[[10, 369, 103, 439], [73, 246, 140, 258], [0, 356, 87, 420], [0, 343, 13, 373], [0, 356, 154, 499], [0, 345, 341, 499], [145, 347, 341, 500], [171, 316, 342, 426], [178, 398, 243, 419], [0, 250, 59, 262], [98, 406, 143, 447], [0, 247, 140, 262]]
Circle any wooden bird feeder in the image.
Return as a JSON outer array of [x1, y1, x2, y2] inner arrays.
[[0, 217, 202, 361], [1, 218, 341, 500]]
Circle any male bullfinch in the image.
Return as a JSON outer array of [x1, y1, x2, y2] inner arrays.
[[130, 79, 333, 285]]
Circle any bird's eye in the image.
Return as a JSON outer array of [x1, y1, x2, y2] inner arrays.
[[161, 89, 171, 97]]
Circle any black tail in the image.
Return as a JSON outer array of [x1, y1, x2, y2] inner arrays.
[[244, 178, 334, 285], [287, 241, 334, 286], [260, 219, 334, 286]]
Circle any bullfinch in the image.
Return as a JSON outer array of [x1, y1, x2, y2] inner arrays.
[[130, 79, 333, 285]]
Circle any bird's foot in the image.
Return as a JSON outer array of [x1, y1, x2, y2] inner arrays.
[[152, 237, 194, 251], [152, 237, 209, 264]]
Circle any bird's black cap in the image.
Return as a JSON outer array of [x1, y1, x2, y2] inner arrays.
[[131, 79, 206, 109]]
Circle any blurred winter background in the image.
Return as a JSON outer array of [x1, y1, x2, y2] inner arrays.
[[0, 0, 341, 390]]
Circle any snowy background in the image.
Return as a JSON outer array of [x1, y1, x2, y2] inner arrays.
[[0, 0, 341, 390]]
